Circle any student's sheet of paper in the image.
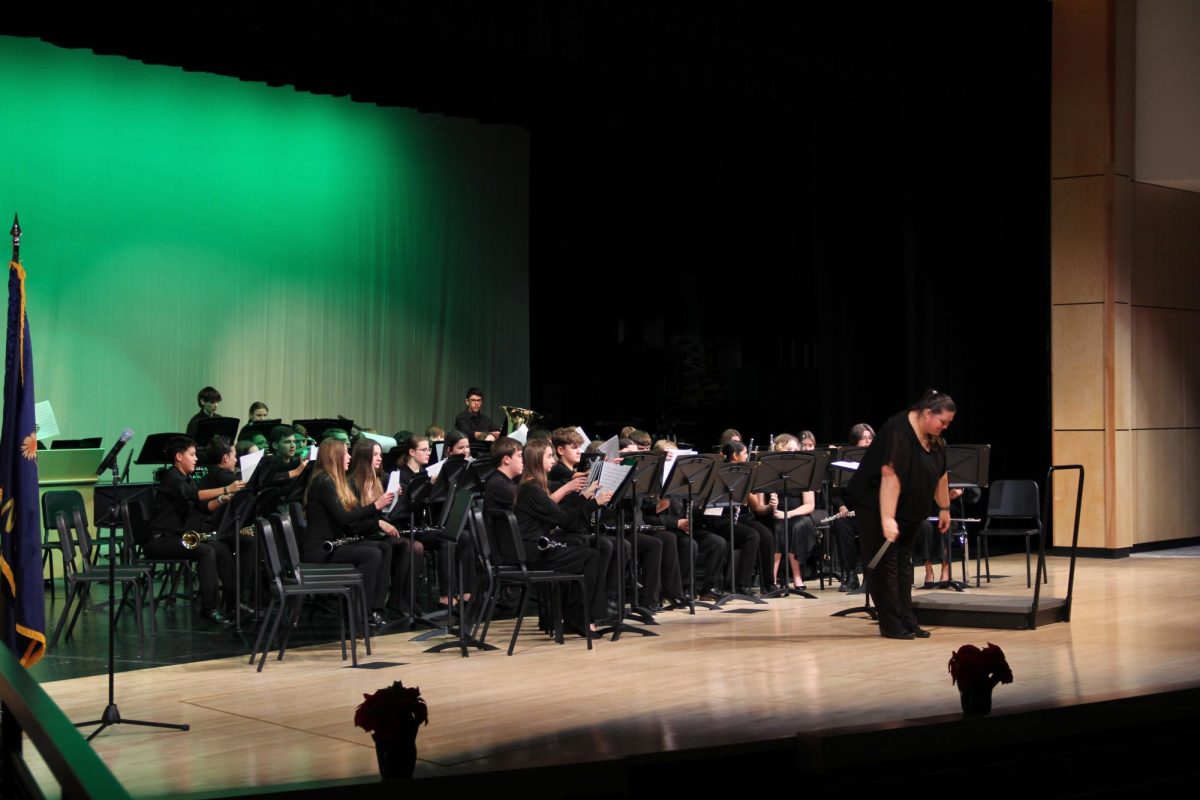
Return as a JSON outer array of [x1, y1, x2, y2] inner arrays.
[[661, 449, 698, 485], [831, 460, 859, 471], [510, 424, 529, 444], [240, 449, 265, 482], [426, 459, 446, 480], [308, 445, 319, 462], [598, 461, 632, 494], [34, 401, 60, 439], [598, 435, 620, 461], [384, 470, 401, 513], [435, 441, 444, 461], [575, 427, 589, 446]]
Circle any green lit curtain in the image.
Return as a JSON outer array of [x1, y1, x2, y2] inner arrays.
[[0, 37, 528, 474]]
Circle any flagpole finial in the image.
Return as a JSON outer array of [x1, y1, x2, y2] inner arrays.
[[10, 213, 19, 263]]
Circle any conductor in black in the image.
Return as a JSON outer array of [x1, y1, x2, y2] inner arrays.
[[846, 389, 955, 640]]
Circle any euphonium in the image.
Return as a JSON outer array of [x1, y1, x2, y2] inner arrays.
[[500, 405, 542, 434]]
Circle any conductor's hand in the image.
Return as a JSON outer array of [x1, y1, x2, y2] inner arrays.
[[374, 491, 396, 511], [882, 516, 900, 542], [937, 509, 951, 534]]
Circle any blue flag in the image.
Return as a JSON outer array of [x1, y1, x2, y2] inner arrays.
[[0, 258, 45, 666]]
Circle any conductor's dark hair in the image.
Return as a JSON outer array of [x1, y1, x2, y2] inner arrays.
[[203, 435, 233, 466], [465, 387, 483, 399], [491, 436, 522, 465], [268, 425, 295, 446], [197, 386, 221, 407], [911, 389, 957, 416], [721, 441, 746, 462], [166, 435, 197, 460]]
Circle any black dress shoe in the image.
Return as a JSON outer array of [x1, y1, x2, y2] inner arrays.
[[880, 629, 917, 640], [906, 625, 931, 638]]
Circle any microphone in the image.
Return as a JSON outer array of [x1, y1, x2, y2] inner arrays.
[[96, 428, 134, 475]]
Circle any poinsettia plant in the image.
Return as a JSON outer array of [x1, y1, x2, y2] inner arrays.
[[354, 681, 429, 740], [948, 642, 1014, 691]]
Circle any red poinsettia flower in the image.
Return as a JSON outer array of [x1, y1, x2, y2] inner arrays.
[[354, 681, 428, 739], [949, 642, 1014, 690]]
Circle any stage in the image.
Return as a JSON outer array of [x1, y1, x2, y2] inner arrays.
[[26, 551, 1200, 798]]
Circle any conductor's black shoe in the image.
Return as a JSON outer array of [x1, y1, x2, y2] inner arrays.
[[880, 629, 917, 640], [906, 625, 932, 638]]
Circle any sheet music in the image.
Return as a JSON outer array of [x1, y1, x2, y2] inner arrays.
[[240, 449, 265, 482], [703, 506, 724, 516], [597, 461, 632, 494], [510, 424, 529, 444], [361, 430, 398, 453], [661, 449, 698, 485], [575, 426, 590, 447], [384, 470, 401, 513], [435, 441, 444, 461], [831, 460, 860, 471], [598, 434, 620, 461], [586, 458, 604, 486], [308, 444, 319, 461], [426, 459, 447, 480], [34, 401, 60, 440]]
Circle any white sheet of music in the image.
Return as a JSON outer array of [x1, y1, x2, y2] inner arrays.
[[361, 431, 398, 453], [597, 461, 632, 493], [598, 435, 620, 461], [426, 459, 446, 480], [831, 460, 860, 470], [435, 441, 444, 461], [34, 400, 60, 439], [575, 426, 590, 446], [661, 449, 698, 485], [510, 424, 529, 444], [240, 449, 265, 482], [384, 469, 401, 513]]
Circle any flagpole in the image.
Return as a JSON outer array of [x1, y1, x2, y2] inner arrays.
[[10, 214, 18, 262]]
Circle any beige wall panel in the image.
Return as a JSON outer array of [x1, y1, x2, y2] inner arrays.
[[1114, 428, 1133, 550], [1131, 307, 1184, 429], [1052, 430, 1106, 549], [1132, 183, 1200, 309], [1052, 177, 1109, 304], [1134, 428, 1189, 545], [1185, 428, 1200, 546], [1052, 304, 1106, 430], [1185, 310, 1200, 428], [1114, 301, 1131, 429], [1113, 175, 1131, 303], [1052, 0, 1112, 178]]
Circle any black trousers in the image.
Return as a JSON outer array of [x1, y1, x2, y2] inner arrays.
[[830, 515, 860, 576], [647, 529, 684, 600], [702, 520, 763, 589], [385, 535, 416, 615], [856, 513, 922, 636], [143, 534, 235, 615], [527, 542, 603, 628], [302, 542, 387, 609], [558, 532, 619, 599], [629, 531, 663, 606]]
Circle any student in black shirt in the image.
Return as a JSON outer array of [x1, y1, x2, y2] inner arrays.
[[847, 390, 955, 640], [147, 436, 244, 625], [185, 386, 223, 438], [829, 423, 875, 592], [453, 387, 500, 444], [483, 437, 524, 516]]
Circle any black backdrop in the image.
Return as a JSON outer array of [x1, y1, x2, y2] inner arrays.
[[9, 1, 1051, 484]]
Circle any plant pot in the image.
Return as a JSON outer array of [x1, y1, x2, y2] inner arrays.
[[373, 733, 417, 779], [959, 683, 993, 716]]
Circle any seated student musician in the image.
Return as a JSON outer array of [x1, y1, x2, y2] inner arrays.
[[248, 402, 271, 422], [302, 438, 394, 628], [425, 424, 446, 449], [483, 437, 525, 516], [548, 427, 623, 608], [704, 441, 771, 595], [442, 430, 471, 462], [918, 485, 980, 587], [454, 387, 501, 445], [147, 436, 244, 625], [201, 435, 257, 595], [186, 386, 223, 438], [829, 423, 874, 591], [719, 428, 743, 446], [759, 433, 818, 590], [348, 438, 413, 617], [646, 440, 726, 599], [515, 439, 612, 631], [266, 425, 311, 504], [627, 430, 652, 451]]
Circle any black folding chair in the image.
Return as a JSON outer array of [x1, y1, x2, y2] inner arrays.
[[976, 479, 1046, 588]]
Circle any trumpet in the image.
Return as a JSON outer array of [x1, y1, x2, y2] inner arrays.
[[181, 530, 217, 549]]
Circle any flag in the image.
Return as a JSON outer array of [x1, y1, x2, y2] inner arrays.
[[0, 256, 45, 666]]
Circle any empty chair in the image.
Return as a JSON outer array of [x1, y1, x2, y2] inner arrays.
[[976, 480, 1046, 588]]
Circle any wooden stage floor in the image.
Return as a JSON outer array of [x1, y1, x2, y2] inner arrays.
[[26, 552, 1200, 798]]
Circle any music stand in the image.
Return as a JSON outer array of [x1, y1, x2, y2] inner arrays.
[[707, 461, 768, 610], [922, 444, 991, 591], [829, 445, 867, 592], [752, 451, 828, 600], [595, 462, 658, 641], [622, 451, 666, 618], [661, 454, 720, 614], [192, 416, 239, 446]]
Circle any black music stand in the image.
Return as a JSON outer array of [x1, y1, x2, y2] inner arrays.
[[922, 444, 991, 591], [397, 474, 440, 633], [752, 451, 828, 600], [192, 416, 238, 447], [708, 461, 768, 610], [595, 462, 657, 641], [829, 446, 867, 593], [74, 435, 189, 741], [661, 454, 721, 614], [410, 457, 474, 642], [622, 451, 667, 618]]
